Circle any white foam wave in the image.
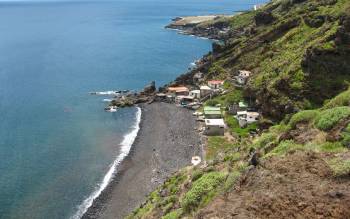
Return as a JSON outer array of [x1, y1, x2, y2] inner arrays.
[[71, 107, 142, 219]]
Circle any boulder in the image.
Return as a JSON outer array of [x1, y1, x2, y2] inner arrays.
[[143, 81, 156, 94]]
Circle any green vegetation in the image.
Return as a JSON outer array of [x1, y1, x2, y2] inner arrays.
[[324, 87, 350, 109], [267, 140, 303, 156], [223, 171, 241, 192], [315, 107, 350, 131], [253, 132, 278, 149], [128, 1, 350, 217], [162, 209, 183, 219], [288, 110, 320, 129], [327, 158, 350, 177], [181, 172, 226, 212], [206, 137, 236, 160]]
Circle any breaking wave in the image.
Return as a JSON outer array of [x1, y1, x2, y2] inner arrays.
[[71, 107, 142, 219]]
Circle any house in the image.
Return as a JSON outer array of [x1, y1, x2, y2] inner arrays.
[[155, 93, 167, 102], [168, 86, 189, 96], [204, 106, 222, 119], [200, 85, 212, 97], [246, 111, 260, 123], [204, 119, 225, 136], [235, 70, 251, 85], [236, 111, 260, 124], [176, 95, 194, 105], [208, 80, 224, 89], [189, 90, 201, 99]]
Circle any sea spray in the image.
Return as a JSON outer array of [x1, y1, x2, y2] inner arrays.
[[71, 107, 142, 219]]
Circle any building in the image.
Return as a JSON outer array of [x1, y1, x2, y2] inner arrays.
[[176, 95, 194, 105], [208, 80, 224, 89], [246, 111, 260, 123], [168, 86, 189, 96], [189, 90, 201, 99], [204, 106, 222, 119], [200, 85, 212, 97], [204, 119, 225, 136], [235, 70, 251, 85], [236, 111, 260, 124]]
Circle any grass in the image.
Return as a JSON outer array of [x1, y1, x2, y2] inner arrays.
[[253, 132, 278, 149], [323, 87, 350, 109], [181, 172, 226, 213], [305, 142, 348, 153], [206, 136, 236, 160], [315, 107, 350, 131], [162, 209, 183, 219], [288, 110, 320, 129], [326, 158, 350, 177], [223, 171, 241, 193], [267, 140, 304, 157]]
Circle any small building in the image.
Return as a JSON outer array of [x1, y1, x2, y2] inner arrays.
[[168, 86, 189, 96], [176, 95, 194, 105], [204, 106, 222, 119], [166, 94, 175, 103], [235, 70, 251, 85], [236, 111, 260, 124], [246, 111, 260, 123], [155, 93, 167, 102], [204, 119, 225, 136], [200, 85, 212, 97], [189, 90, 201, 99], [208, 80, 224, 89]]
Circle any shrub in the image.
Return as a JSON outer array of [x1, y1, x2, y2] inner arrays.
[[327, 158, 350, 177], [223, 171, 241, 192], [267, 140, 303, 156], [206, 99, 220, 106], [162, 209, 183, 219], [323, 87, 350, 109], [191, 169, 204, 181], [315, 107, 350, 130], [181, 172, 226, 212], [288, 110, 320, 128], [253, 132, 278, 149]]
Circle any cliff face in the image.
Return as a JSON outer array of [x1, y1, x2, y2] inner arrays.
[[127, 1, 350, 218], [171, 0, 350, 120]]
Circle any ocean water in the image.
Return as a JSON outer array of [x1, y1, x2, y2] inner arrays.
[[0, 0, 267, 218]]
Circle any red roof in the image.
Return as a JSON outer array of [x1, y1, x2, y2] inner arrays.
[[208, 80, 224, 84]]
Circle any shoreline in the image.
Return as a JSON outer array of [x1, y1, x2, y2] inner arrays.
[[82, 103, 203, 219]]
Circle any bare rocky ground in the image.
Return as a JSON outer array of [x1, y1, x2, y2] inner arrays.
[[197, 151, 350, 219], [83, 102, 202, 219]]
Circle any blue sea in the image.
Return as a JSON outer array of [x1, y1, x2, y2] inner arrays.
[[0, 0, 267, 218]]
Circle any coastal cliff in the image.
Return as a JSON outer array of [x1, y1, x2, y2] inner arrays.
[[127, 0, 350, 218]]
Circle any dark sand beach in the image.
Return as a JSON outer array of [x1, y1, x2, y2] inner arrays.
[[83, 102, 203, 219]]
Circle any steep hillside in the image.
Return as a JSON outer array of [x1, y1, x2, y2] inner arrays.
[[173, 0, 350, 120], [127, 87, 350, 219], [127, 1, 350, 219]]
